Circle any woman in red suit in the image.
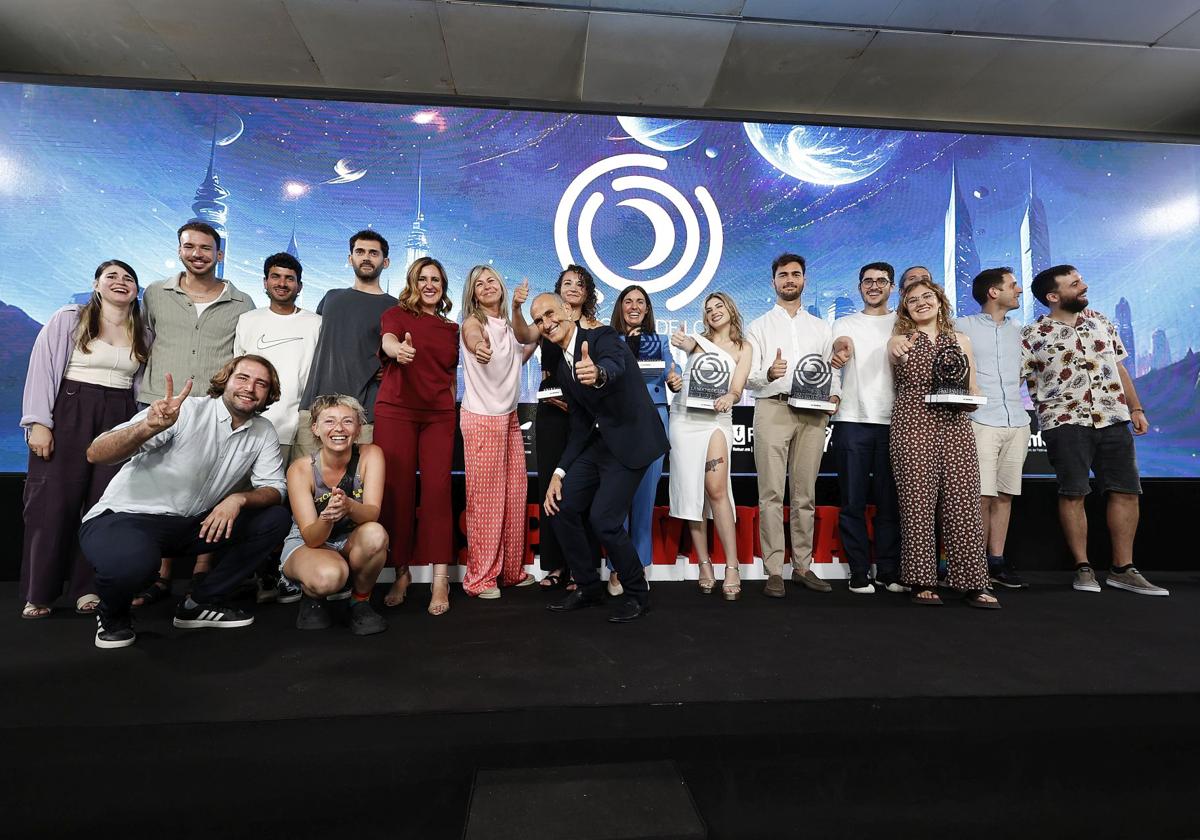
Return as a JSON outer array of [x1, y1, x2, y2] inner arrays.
[[376, 257, 459, 616]]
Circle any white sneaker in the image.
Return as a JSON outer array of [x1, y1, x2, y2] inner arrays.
[[883, 581, 911, 594], [1106, 567, 1169, 597]]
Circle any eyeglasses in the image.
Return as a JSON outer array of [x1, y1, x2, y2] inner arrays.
[[905, 293, 938, 305], [861, 278, 892, 288]]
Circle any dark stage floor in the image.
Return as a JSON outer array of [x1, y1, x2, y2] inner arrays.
[[5, 573, 1200, 839]]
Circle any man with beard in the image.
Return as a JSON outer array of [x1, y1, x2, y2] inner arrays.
[[131, 221, 256, 607], [1023, 265, 1167, 596], [746, 253, 844, 598], [234, 253, 321, 465], [831, 262, 904, 594], [79, 355, 292, 648], [294, 230, 398, 461]]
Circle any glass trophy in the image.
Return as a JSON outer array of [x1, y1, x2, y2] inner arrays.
[[787, 353, 836, 411], [925, 341, 987, 406], [686, 352, 732, 410]]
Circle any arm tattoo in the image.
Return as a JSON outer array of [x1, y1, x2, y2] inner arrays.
[[704, 456, 724, 473]]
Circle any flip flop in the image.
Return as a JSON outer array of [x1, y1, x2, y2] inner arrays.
[[21, 602, 51, 620], [910, 589, 943, 606], [75, 594, 101, 615], [964, 590, 1002, 610]]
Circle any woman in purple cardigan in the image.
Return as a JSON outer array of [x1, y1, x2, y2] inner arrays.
[[19, 260, 152, 618]]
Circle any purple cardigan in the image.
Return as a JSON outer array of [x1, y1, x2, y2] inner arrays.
[[20, 305, 154, 431]]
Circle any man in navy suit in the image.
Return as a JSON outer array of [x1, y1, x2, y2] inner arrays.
[[532, 293, 669, 622]]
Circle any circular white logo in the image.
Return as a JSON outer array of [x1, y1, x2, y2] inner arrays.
[[554, 154, 723, 311]]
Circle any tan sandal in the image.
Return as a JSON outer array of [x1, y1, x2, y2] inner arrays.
[[384, 567, 411, 607], [722, 565, 741, 601], [75, 594, 101, 614], [428, 573, 450, 616], [697, 560, 716, 594]]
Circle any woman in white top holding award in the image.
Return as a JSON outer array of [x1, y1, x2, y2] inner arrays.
[[668, 292, 752, 600]]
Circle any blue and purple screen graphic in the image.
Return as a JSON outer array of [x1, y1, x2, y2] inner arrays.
[[0, 82, 1197, 475]]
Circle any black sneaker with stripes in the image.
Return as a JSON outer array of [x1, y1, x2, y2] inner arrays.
[[173, 601, 255, 629], [95, 613, 136, 649]]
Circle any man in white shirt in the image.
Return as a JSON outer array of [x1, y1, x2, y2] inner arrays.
[[831, 262, 904, 594], [234, 253, 322, 464], [79, 355, 291, 649], [747, 253, 842, 598]]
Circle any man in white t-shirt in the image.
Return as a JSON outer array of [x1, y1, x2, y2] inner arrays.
[[234, 253, 322, 464], [831, 262, 904, 595]]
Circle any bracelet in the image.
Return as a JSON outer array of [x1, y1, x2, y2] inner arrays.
[[1131, 408, 1145, 414]]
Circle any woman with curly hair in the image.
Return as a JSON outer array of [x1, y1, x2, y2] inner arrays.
[[376, 257, 459, 616], [886, 278, 998, 609]]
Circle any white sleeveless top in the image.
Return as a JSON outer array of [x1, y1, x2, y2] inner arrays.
[[64, 339, 139, 389]]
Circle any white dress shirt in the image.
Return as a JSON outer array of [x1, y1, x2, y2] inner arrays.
[[82, 396, 287, 522], [746, 304, 839, 399]]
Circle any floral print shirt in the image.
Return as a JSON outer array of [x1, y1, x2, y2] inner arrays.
[[1020, 310, 1130, 432]]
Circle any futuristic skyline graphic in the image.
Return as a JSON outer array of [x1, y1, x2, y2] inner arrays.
[[0, 81, 1197, 475]]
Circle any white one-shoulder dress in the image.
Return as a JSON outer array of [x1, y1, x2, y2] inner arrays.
[[668, 334, 737, 522]]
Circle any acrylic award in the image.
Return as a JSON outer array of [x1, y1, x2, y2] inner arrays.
[[787, 354, 836, 411], [686, 352, 732, 410], [925, 341, 987, 406]]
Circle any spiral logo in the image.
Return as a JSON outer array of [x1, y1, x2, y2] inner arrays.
[[793, 354, 832, 389], [554, 154, 723, 311], [691, 352, 731, 387], [933, 343, 969, 385]]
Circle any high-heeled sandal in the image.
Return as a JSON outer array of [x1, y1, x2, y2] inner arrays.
[[428, 573, 450, 616], [722, 565, 741, 601], [697, 560, 716, 594]]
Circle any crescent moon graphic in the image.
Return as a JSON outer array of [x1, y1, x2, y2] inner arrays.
[[619, 197, 675, 271], [217, 113, 244, 146]]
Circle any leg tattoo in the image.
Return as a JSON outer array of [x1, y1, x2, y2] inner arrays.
[[704, 456, 725, 473]]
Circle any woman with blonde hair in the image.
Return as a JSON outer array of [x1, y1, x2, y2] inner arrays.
[[284, 394, 389, 635], [376, 256, 459, 615], [887, 278, 998, 608], [19, 259, 152, 618], [459, 264, 538, 598], [668, 291, 752, 599]]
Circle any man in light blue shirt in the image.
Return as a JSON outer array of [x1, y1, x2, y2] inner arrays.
[[80, 355, 291, 649], [958, 268, 1031, 589]]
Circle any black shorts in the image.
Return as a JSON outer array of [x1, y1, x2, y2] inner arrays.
[[1041, 422, 1142, 497]]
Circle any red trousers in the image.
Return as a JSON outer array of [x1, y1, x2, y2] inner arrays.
[[373, 405, 455, 567], [460, 410, 527, 594]]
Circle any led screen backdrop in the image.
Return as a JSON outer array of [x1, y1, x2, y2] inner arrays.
[[0, 81, 1197, 476]]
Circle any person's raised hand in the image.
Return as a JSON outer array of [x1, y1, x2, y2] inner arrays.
[[395, 332, 416, 365], [666, 360, 683, 392], [767, 348, 788, 382], [474, 331, 493, 365], [888, 333, 917, 363], [669, 324, 691, 351], [146, 373, 193, 432], [576, 340, 598, 386], [513, 278, 529, 308]]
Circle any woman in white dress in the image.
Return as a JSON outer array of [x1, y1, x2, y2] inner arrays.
[[667, 292, 752, 600]]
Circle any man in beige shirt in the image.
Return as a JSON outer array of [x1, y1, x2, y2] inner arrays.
[[130, 221, 256, 607]]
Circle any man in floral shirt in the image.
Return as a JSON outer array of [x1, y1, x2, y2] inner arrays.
[[1022, 265, 1167, 596]]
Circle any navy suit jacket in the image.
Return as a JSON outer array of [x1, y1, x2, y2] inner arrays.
[[556, 325, 670, 473]]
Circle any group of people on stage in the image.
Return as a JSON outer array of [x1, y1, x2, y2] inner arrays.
[[17, 222, 1168, 649]]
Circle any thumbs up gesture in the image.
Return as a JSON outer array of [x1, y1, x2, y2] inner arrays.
[[767, 348, 788, 381], [669, 323, 695, 352], [666, 359, 683, 392], [576, 340, 599, 386], [513, 278, 529, 308], [395, 331, 416, 365], [474, 331, 493, 365]]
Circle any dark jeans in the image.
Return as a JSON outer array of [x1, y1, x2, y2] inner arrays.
[[553, 436, 649, 600], [832, 422, 900, 578], [79, 505, 292, 622]]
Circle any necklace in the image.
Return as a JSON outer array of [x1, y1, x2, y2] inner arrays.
[[100, 313, 128, 327]]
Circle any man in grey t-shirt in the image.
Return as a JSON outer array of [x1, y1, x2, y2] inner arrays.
[[294, 229, 398, 461]]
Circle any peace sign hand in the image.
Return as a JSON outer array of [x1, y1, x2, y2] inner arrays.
[[146, 373, 193, 433]]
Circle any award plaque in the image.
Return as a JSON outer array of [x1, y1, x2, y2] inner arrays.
[[925, 341, 987, 406], [536, 386, 564, 401], [635, 334, 666, 381], [686, 352, 732, 410], [787, 354, 836, 411]]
